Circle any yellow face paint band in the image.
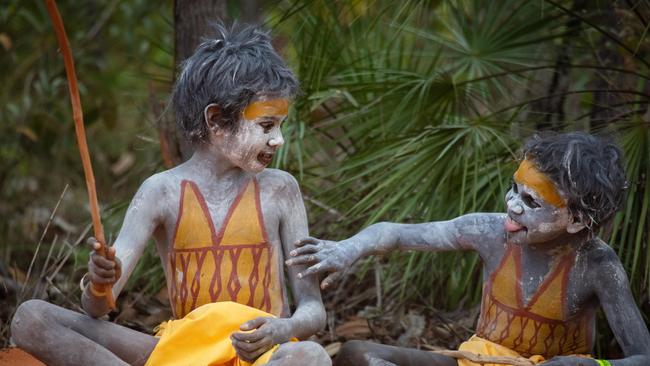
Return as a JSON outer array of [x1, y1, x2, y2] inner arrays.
[[242, 99, 289, 121], [514, 159, 566, 208]]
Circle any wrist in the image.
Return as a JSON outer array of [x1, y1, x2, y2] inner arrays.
[[361, 222, 392, 255], [276, 318, 297, 343]]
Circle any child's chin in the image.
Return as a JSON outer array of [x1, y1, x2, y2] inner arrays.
[[506, 231, 528, 245]]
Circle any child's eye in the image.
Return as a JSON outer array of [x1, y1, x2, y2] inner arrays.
[[259, 121, 274, 132], [521, 193, 540, 208], [511, 180, 518, 194]]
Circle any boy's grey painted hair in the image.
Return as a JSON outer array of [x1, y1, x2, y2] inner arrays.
[[523, 131, 627, 230], [171, 22, 299, 145]]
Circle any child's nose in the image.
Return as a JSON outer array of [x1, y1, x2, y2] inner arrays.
[[268, 132, 284, 148], [509, 201, 524, 215]]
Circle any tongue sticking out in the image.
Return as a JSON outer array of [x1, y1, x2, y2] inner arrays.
[[505, 217, 525, 233]]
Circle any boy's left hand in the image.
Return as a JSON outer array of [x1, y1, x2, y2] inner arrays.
[[541, 356, 599, 366], [231, 317, 291, 362]]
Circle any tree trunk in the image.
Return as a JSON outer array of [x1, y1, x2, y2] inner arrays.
[[531, 0, 586, 131], [163, 0, 228, 164], [589, 1, 630, 131]]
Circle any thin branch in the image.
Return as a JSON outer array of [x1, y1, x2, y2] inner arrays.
[[544, 0, 650, 69], [573, 100, 649, 122], [45, 0, 115, 309], [488, 89, 650, 118], [19, 184, 68, 301], [625, 0, 649, 28]]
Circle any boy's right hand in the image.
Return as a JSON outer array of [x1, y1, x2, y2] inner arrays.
[[285, 237, 356, 290], [87, 237, 121, 286]]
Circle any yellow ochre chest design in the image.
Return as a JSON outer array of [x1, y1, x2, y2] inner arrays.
[[476, 245, 594, 357], [169, 179, 284, 318]]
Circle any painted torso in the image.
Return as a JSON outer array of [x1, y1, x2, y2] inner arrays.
[[476, 242, 595, 357], [168, 178, 285, 318], [144, 167, 292, 320]]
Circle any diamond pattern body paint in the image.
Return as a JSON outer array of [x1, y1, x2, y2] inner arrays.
[[169, 179, 285, 318], [476, 244, 594, 357]]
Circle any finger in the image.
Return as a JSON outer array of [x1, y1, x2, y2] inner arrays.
[[289, 244, 319, 257], [285, 254, 320, 266], [321, 271, 342, 290], [91, 253, 116, 270], [293, 237, 320, 248], [239, 317, 268, 331], [89, 272, 116, 285], [232, 337, 271, 353], [89, 262, 116, 278], [113, 257, 122, 280], [86, 237, 100, 249], [298, 262, 330, 279], [234, 340, 272, 363], [232, 328, 267, 343]]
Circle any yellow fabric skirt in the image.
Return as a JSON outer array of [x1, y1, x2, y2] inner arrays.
[[457, 335, 591, 366], [145, 302, 280, 366]]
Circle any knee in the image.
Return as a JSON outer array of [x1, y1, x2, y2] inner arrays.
[[298, 341, 331, 366], [335, 340, 372, 366], [11, 300, 52, 346], [272, 341, 332, 366]]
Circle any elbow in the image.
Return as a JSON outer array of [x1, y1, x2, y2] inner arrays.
[[315, 306, 327, 331]]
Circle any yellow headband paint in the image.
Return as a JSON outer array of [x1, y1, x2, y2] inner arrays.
[[514, 159, 566, 208], [242, 99, 289, 120]]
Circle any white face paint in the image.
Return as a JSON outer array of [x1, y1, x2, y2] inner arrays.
[[504, 180, 573, 246], [212, 97, 287, 173]]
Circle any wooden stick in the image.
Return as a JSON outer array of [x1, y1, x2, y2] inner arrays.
[[44, 0, 115, 310], [432, 350, 536, 366]]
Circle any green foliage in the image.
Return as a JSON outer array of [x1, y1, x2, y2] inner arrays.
[[0, 0, 172, 293], [270, 0, 650, 319]]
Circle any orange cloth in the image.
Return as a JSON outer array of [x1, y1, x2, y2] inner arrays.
[[475, 245, 594, 357], [458, 335, 546, 365], [169, 179, 285, 318], [457, 335, 591, 366], [145, 302, 284, 366]]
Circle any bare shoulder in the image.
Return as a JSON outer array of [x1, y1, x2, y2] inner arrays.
[[128, 169, 185, 217], [136, 170, 180, 198], [580, 238, 628, 287], [256, 168, 301, 196]]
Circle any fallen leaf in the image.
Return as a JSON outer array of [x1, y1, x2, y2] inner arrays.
[[324, 342, 341, 357], [335, 317, 371, 339]]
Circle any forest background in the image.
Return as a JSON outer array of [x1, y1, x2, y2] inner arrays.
[[1, 0, 649, 358]]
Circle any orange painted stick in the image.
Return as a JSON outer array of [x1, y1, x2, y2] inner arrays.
[[44, 0, 116, 310]]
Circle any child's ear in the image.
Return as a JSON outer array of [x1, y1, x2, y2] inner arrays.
[[204, 103, 222, 135], [566, 215, 586, 234]]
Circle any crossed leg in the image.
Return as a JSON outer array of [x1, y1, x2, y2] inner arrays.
[[11, 299, 158, 366], [334, 340, 457, 366], [12, 300, 333, 366]]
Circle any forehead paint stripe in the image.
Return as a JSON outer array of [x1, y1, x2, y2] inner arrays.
[[243, 99, 289, 120], [514, 159, 566, 208]]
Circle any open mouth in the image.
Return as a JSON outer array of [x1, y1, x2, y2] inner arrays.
[[257, 152, 274, 166], [505, 216, 526, 233]]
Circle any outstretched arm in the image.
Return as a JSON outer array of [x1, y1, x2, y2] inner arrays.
[[286, 213, 503, 289], [81, 176, 163, 317]]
